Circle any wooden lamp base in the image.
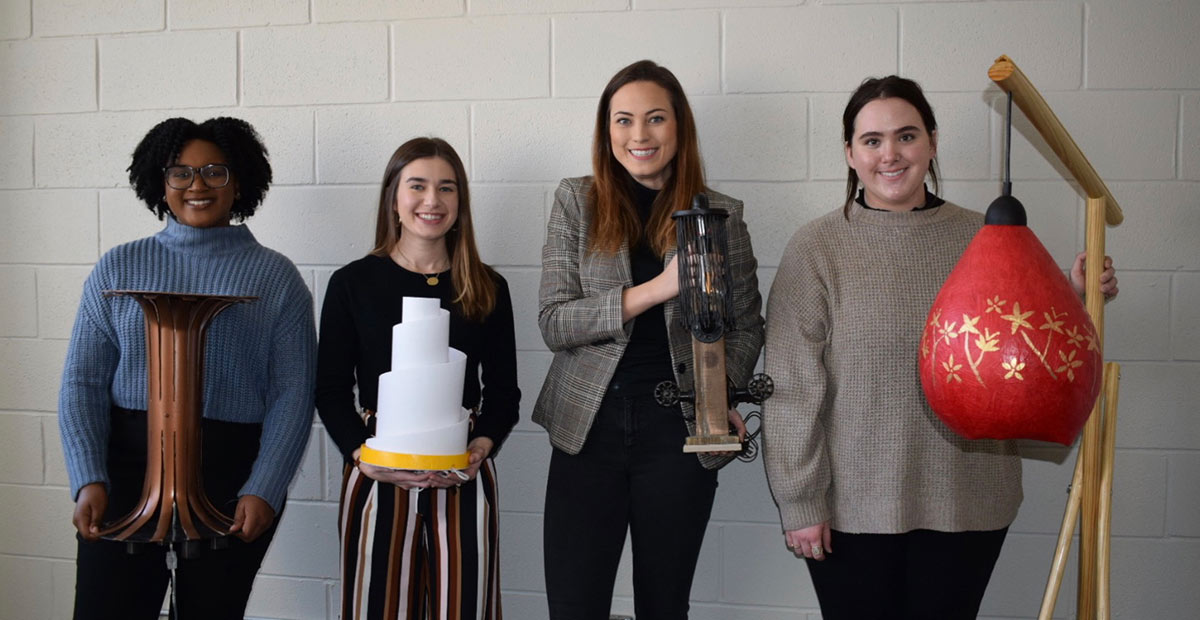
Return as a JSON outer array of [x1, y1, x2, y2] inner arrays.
[[683, 435, 742, 453], [686, 338, 740, 453]]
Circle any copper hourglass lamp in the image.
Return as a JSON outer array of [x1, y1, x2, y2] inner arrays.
[[98, 290, 255, 544]]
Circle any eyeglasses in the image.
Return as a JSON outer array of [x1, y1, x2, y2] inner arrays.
[[163, 164, 231, 190]]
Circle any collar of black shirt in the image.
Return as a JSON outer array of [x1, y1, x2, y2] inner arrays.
[[856, 185, 946, 212]]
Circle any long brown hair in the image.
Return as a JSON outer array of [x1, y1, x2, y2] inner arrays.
[[841, 75, 941, 218], [589, 60, 706, 256], [370, 137, 496, 321]]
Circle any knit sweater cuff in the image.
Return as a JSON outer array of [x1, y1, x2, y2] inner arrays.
[[239, 472, 289, 513], [779, 499, 831, 532], [68, 459, 109, 502]]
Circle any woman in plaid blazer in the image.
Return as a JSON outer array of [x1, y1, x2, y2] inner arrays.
[[534, 60, 764, 620]]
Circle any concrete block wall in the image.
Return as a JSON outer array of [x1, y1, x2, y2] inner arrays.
[[2, 0, 1197, 617]]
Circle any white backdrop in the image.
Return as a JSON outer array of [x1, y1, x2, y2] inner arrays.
[[1, 0, 1198, 618]]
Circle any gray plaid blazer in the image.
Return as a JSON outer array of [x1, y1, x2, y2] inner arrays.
[[533, 176, 764, 470]]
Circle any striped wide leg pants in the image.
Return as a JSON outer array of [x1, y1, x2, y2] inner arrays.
[[338, 459, 502, 620]]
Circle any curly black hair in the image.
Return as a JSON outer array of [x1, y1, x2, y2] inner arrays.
[[127, 117, 273, 221]]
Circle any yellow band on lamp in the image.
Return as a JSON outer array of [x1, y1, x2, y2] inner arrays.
[[359, 444, 470, 470]]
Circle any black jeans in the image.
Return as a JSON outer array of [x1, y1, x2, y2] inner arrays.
[[73, 408, 278, 620], [806, 527, 1009, 620], [543, 390, 718, 620]]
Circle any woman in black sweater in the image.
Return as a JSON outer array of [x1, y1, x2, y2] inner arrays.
[[316, 137, 519, 619]]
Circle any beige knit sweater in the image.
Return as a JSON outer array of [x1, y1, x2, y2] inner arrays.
[[763, 201, 1022, 534]]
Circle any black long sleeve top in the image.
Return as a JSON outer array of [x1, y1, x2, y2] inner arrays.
[[608, 179, 675, 395], [315, 254, 520, 462]]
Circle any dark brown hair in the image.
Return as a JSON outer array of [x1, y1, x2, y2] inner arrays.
[[370, 137, 496, 321], [589, 60, 706, 256], [841, 75, 941, 218]]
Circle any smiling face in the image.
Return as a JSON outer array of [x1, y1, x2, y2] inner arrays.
[[394, 156, 459, 244], [608, 80, 679, 190], [845, 97, 938, 211], [164, 139, 237, 228]]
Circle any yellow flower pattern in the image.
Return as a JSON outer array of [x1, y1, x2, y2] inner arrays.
[[1000, 302, 1034, 335], [920, 309, 940, 360], [1002, 358, 1026, 380], [1056, 349, 1083, 382], [926, 296, 1098, 387], [937, 320, 959, 345], [942, 354, 963, 383], [1039, 307, 1066, 334], [974, 329, 1000, 354], [1064, 325, 1085, 349]]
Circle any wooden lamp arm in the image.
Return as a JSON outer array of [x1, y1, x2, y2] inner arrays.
[[989, 55, 1124, 226]]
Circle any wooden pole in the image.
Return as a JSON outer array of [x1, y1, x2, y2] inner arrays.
[[1076, 197, 1109, 619], [1037, 449, 1084, 620], [1096, 362, 1121, 620]]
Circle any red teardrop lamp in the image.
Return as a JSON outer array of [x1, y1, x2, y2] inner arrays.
[[919, 192, 1101, 445]]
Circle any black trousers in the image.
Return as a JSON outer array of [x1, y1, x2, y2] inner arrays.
[[543, 391, 718, 620], [73, 408, 278, 620], [806, 527, 1009, 620]]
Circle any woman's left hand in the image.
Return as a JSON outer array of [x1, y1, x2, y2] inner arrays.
[[727, 408, 747, 442], [1070, 252, 1119, 302], [427, 437, 494, 488], [229, 494, 276, 542], [713, 409, 748, 457]]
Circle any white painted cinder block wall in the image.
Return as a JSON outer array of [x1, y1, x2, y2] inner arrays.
[[2, 0, 1197, 618]]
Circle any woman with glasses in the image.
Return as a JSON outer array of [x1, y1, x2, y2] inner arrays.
[[316, 137, 519, 620], [59, 117, 316, 619], [535, 60, 763, 619]]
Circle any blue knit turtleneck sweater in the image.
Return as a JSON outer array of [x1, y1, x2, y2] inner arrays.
[[59, 217, 317, 512]]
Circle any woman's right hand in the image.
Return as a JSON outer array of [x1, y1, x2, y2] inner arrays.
[[73, 482, 108, 541], [785, 521, 832, 561], [353, 448, 435, 489]]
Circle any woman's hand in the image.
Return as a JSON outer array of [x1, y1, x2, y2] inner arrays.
[[1070, 252, 1119, 302], [727, 408, 747, 442], [428, 437, 494, 488], [229, 495, 276, 542], [354, 446, 438, 488], [713, 409, 749, 457], [785, 521, 832, 561], [463, 437, 494, 481], [73, 483, 108, 541], [358, 462, 437, 489], [621, 255, 680, 322]]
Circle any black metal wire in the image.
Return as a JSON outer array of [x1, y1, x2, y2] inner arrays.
[[674, 209, 735, 342], [737, 410, 762, 463], [1003, 90, 1014, 197]]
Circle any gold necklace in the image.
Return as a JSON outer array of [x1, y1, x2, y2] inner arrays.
[[395, 247, 446, 286]]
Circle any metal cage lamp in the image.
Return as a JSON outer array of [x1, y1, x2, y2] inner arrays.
[[655, 194, 773, 457]]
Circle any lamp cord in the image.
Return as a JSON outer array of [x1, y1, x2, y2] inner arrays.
[[1003, 90, 1014, 197]]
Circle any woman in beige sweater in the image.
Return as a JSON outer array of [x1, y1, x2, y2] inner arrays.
[[762, 76, 1118, 619]]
